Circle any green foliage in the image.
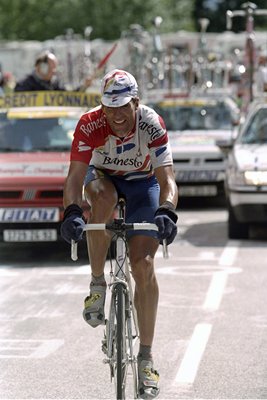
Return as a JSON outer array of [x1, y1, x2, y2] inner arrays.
[[0, 0, 266, 41], [0, 0, 194, 41]]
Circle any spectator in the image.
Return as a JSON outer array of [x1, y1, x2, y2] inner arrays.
[[14, 50, 92, 92]]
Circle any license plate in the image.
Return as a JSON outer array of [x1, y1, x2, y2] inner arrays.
[[175, 170, 221, 182], [0, 208, 59, 223], [178, 185, 217, 197], [3, 229, 57, 242]]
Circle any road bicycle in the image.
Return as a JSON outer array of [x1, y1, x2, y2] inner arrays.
[[71, 198, 167, 399]]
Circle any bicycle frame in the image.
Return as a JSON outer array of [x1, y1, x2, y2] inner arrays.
[[105, 199, 140, 399], [71, 199, 166, 399]]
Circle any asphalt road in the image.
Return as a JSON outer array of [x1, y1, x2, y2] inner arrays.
[[1, 198, 267, 399]]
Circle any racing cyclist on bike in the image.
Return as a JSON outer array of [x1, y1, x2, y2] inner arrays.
[[61, 69, 178, 399]]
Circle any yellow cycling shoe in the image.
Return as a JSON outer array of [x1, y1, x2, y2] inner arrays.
[[83, 284, 106, 328], [138, 359, 160, 399]]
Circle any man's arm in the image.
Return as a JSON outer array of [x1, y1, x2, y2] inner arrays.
[[60, 161, 88, 244], [63, 160, 88, 208], [153, 165, 178, 245], [154, 165, 178, 208]]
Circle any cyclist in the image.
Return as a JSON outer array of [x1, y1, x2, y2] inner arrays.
[[61, 69, 178, 399]]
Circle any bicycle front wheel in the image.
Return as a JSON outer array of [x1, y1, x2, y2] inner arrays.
[[115, 283, 126, 399]]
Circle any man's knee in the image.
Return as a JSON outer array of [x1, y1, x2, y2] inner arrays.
[[131, 256, 155, 286], [84, 180, 117, 218]]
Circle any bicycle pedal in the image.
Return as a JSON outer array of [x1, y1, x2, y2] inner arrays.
[[83, 311, 105, 327]]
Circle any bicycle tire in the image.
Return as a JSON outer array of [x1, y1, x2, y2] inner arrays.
[[115, 282, 126, 399]]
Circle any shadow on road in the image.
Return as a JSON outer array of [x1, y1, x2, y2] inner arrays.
[[182, 220, 227, 247], [178, 196, 267, 245], [178, 195, 226, 210]]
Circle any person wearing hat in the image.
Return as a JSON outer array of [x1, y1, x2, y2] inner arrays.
[[60, 69, 178, 398], [14, 50, 92, 92]]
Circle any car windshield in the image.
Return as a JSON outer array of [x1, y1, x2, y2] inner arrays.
[[0, 113, 77, 152], [148, 101, 233, 131], [239, 108, 267, 144]]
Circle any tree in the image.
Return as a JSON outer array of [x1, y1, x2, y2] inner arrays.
[[193, 0, 267, 32], [0, 0, 194, 41]]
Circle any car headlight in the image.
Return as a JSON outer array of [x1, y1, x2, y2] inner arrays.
[[244, 171, 267, 186], [228, 168, 246, 186]]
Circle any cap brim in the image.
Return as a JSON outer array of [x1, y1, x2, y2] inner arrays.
[[101, 95, 132, 108]]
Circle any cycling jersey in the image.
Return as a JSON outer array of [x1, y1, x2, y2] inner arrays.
[[71, 104, 173, 180]]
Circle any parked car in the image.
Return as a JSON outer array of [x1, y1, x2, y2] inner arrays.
[[217, 100, 267, 239], [146, 94, 240, 197], [0, 91, 100, 243]]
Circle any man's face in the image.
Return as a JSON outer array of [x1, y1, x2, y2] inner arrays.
[[46, 56, 58, 81], [37, 55, 58, 81], [102, 98, 139, 138]]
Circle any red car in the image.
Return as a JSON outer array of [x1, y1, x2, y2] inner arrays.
[[0, 91, 99, 243]]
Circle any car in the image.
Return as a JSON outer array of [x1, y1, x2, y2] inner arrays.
[[217, 99, 267, 239], [146, 93, 240, 197], [0, 90, 100, 243]]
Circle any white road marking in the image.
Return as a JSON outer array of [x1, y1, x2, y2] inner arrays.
[[0, 267, 19, 276], [202, 271, 229, 310], [219, 241, 240, 266], [203, 242, 240, 310], [175, 323, 212, 384], [175, 242, 240, 386], [0, 339, 64, 359]]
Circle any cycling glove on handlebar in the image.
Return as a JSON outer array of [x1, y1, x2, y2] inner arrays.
[[60, 204, 85, 244], [154, 201, 178, 245]]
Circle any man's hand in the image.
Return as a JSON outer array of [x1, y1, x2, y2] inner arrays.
[[60, 204, 85, 244], [154, 201, 178, 245]]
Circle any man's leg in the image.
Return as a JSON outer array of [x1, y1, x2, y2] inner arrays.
[[85, 177, 118, 276], [128, 235, 159, 347], [129, 236, 159, 399], [83, 177, 118, 327], [129, 235, 160, 398]]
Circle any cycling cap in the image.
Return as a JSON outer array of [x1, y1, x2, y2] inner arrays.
[[101, 69, 138, 107]]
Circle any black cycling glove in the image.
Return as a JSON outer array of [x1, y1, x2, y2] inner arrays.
[[154, 201, 178, 245], [60, 204, 85, 244]]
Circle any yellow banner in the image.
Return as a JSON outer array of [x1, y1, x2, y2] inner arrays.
[[159, 99, 216, 107], [0, 91, 101, 109]]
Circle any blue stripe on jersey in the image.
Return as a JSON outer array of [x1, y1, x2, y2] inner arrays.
[[155, 146, 167, 157]]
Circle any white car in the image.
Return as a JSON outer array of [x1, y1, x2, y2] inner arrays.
[[147, 96, 240, 197], [218, 100, 267, 239]]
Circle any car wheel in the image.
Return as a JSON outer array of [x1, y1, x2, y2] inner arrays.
[[228, 205, 249, 239]]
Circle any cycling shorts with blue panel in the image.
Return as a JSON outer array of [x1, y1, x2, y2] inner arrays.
[[84, 166, 160, 239]]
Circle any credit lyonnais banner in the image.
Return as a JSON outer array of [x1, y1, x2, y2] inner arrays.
[[0, 91, 101, 109]]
